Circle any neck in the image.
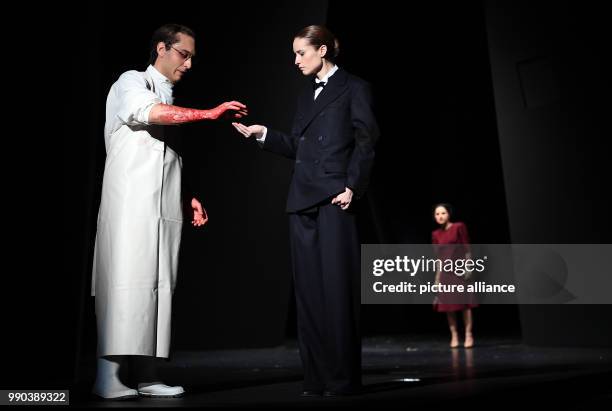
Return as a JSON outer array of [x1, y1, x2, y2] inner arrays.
[[316, 60, 335, 80], [443, 222, 453, 230], [152, 62, 174, 84]]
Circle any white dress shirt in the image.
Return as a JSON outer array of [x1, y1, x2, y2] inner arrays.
[[104, 65, 174, 149]]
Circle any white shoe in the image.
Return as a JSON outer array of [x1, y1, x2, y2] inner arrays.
[[92, 387, 138, 400], [93, 356, 138, 400], [137, 382, 185, 398]]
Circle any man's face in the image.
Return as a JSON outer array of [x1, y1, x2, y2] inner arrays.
[[156, 32, 195, 83]]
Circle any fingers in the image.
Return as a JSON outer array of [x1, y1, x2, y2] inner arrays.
[[191, 205, 208, 227], [221, 101, 249, 121], [233, 109, 249, 118], [233, 101, 247, 109], [232, 122, 264, 140], [232, 122, 246, 136], [227, 109, 249, 119], [331, 195, 346, 205], [225, 104, 245, 112], [224, 102, 248, 112], [232, 122, 252, 138], [332, 194, 351, 209], [192, 214, 206, 226]]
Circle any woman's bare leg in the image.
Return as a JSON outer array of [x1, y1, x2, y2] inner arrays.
[[463, 309, 474, 348], [447, 312, 460, 348]]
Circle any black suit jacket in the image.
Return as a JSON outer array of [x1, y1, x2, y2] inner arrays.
[[264, 68, 380, 213]]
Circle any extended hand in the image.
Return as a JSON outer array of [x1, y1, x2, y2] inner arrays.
[[232, 122, 265, 139], [191, 197, 208, 227], [211, 101, 248, 120], [331, 187, 354, 210]]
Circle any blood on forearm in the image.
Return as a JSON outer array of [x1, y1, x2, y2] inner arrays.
[[149, 103, 222, 125]]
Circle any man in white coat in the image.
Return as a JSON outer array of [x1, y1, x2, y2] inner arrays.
[[91, 23, 247, 400]]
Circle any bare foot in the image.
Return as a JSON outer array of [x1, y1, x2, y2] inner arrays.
[[464, 333, 474, 348], [450, 333, 460, 348]]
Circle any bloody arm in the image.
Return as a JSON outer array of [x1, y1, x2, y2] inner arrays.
[[149, 101, 247, 125]]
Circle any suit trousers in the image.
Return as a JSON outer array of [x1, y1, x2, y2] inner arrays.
[[288, 201, 362, 392]]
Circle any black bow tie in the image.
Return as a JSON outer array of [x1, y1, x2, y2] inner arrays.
[[313, 81, 326, 90]]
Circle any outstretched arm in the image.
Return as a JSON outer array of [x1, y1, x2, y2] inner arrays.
[[232, 122, 299, 159], [150, 101, 248, 125]]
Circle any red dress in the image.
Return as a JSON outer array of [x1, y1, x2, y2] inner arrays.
[[431, 222, 479, 312]]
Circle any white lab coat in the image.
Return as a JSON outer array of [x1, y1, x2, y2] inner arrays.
[[92, 65, 183, 358]]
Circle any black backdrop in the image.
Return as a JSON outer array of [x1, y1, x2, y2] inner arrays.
[[38, 0, 610, 390]]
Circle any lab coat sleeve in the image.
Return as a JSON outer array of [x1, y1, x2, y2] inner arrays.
[[114, 71, 162, 126]]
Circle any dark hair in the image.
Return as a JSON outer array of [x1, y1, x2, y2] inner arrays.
[[294, 25, 340, 63], [433, 203, 454, 220], [149, 24, 195, 65]]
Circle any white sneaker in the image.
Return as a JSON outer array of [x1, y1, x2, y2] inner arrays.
[[137, 382, 185, 398], [92, 386, 138, 400]]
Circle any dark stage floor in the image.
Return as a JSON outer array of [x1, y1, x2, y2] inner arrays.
[[72, 335, 612, 408]]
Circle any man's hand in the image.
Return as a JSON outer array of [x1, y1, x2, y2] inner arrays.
[[211, 101, 248, 120], [331, 187, 354, 210], [190, 197, 208, 227], [232, 122, 265, 139]]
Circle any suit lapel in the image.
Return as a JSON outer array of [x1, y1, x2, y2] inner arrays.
[[298, 68, 349, 135]]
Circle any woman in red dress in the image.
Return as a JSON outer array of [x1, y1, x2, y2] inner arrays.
[[431, 203, 478, 348]]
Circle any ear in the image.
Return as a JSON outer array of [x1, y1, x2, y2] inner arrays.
[[156, 41, 167, 57], [318, 44, 328, 58]]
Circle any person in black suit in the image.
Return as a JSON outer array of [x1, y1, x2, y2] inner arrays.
[[232, 25, 379, 396]]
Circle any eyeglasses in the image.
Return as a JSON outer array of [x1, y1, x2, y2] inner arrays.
[[171, 46, 195, 62]]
